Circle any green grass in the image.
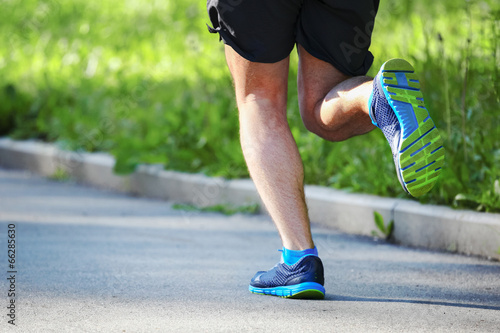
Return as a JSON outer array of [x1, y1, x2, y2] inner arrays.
[[172, 203, 260, 216], [372, 211, 394, 239], [1, 0, 499, 212], [48, 167, 70, 182]]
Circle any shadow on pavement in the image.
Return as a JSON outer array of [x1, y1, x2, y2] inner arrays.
[[326, 294, 500, 311]]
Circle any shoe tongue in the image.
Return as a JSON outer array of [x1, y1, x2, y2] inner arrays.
[[278, 249, 285, 264]]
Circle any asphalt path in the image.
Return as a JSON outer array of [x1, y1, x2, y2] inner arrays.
[[0, 168, 499, 332]]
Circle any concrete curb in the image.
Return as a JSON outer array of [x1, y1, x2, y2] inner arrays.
[[1, 137, 499, 260]]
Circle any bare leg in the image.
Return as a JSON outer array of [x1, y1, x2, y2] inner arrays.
[[297, 45, 376, 142], [225, 46, 314, 251]]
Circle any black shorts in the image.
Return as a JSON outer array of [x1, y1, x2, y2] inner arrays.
[[207, 0, 379, 76]]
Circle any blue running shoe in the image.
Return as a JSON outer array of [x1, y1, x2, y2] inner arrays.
[[249, 255, 325, 299], [368, 58, 445, 197]]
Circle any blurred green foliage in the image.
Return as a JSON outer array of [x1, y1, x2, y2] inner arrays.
[[172, 203, 260, 216], [0, 0, 499, 211]]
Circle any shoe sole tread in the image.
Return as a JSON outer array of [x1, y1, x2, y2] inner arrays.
[[249, 282, 325, 299], [380, 59, 445, 197]]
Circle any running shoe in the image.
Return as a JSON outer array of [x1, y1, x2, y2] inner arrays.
[[368, 58, 445, 197], [249, 255, 325, 299]]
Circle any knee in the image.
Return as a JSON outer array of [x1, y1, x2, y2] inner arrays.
[[235, 80, 288, 115], [300, 111, 323, 135], [299, 94, 323, 133], [300, 104, 351, 142]]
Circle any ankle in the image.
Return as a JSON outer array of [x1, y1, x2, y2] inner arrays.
[[281, 246, 318, 265]]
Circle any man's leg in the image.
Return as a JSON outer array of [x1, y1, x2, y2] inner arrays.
[[224, 45, 313, 251], [226, 46, 325, 298], [297, 45, 444, 197]]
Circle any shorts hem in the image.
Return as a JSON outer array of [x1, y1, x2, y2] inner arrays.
[[296, 40, 373, 77], [218, 31, 293, 64]]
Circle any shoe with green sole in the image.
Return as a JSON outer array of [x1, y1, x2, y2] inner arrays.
[[368, 58, 445, 197], [249, 255, 325, 299]]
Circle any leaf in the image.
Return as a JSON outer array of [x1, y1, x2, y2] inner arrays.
[[453, 193, 481, 210], [374, 211, 386, 234], [386, 220, 394, 239]]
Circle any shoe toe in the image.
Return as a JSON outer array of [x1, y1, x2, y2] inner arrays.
[[249, 271, 267, 287]]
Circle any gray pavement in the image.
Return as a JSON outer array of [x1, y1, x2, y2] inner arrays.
[[0, 168, 499, 332]]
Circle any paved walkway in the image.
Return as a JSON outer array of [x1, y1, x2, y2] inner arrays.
[[1, 168, 499, 332]]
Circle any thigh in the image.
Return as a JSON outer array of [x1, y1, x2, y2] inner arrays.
[[297, 44, 350, 127], [207, 0, 302, 63], [297, 0, 380, 76], [225, 45, 290, 115], [297, 44, 374, 141]]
